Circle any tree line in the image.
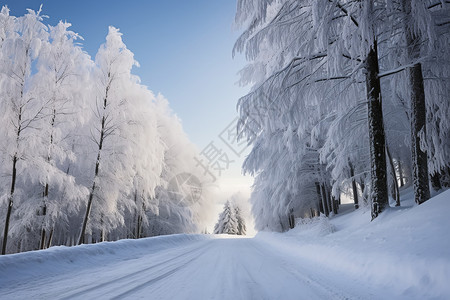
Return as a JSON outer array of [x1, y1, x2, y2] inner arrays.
[[0, 6, 213, 255], [233, 0, 449, 231]]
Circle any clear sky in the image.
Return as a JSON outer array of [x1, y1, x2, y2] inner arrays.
[[5, 0, 254, 224]]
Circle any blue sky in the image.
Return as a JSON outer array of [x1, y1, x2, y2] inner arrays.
[[5, 0, 253, 200], [6, 1, 247, 143]]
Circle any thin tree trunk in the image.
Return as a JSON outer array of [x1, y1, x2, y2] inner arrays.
[[386, 144, 401, 206], [397, 159, 405, 187], [320, 184, 330, 217], [136, 214, 142, 239], [288, 208, 295, 229], [79, 181, 96, 245], [327, 187, 337, 214], [100, 215, 105, 242], [39, 226, 46, 250], [315, 182, 324, 214], [134, 191, 139, 239], [430, 172, 442, 191], [2, 110, 22, 255], [78, 81, 111, 245], [349, 162, 359, 209], [46, 227, 54, 249], [332, 196, 338, 214], [442, 167, 450, 187], [39, 183, 49, 250], [1, 155, 18, 255], [40, 110, 56, 250], [365, 41, 389, 220]]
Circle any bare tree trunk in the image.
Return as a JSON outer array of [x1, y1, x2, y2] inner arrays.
[[430, 172, 442, 191], [2, 155, 18, 255], [409, 63, 430, 204], [288, 208, 295, 229], [39, 220, 47, 250], [365, 41, 389, 220], [332, 196, 338, 214], [401, 0, 430, 205], [2, 106, 23, 255], [78, 105, 106, 244], [40, 110, 56, 250], [327, 187, 337, 214], [315, 182, 324, 215], [349, 162, 359, 209], [441, 167, 450, 187], [386, 144, 401, 206], [79, 181, 96, 245], [46, 227, 54, 249], [100, 215, 105, 242], [78, 75, 114, 245], [397, 159, 405, 187], [136, 214, 143, 239], [320, 184, 330, 217]]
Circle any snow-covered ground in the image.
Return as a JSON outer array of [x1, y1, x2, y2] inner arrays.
[[0, 189, 449, 299]]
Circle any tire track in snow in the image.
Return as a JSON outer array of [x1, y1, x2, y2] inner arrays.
[[57, 240, 211, 299], [109, 254, 201, 300], [249, 239, 367, 300]]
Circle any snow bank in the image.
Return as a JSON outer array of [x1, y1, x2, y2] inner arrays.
[[256, 189, 450, 299], [0, 234, 209, 285], [288, 214, 336, 236]]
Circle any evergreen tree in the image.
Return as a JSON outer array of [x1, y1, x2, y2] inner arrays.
[[214, 201, 238, 235], [234, 205, 247, 236]]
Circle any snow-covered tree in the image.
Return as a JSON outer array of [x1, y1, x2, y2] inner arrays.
[[0, 7, 217, 254], [78, 26, 147, 244], [0, 6, 49, 254], [146, 95, 215, 237], [234, 205, 246, 236], [27, 20, 91, 249], [214, 201, 238, 235], [233, 0, 449, 227]]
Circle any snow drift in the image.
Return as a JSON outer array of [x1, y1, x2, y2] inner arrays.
[[257, 189, 450, 299]]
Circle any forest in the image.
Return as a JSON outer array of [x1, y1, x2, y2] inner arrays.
[[1, 0, 449, 256], [233, 0, 449, 231], [0, 6, 214, 255]]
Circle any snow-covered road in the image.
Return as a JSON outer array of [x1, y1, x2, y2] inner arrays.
[[2, 190, 449, 300], [1, 235, 380, 300]]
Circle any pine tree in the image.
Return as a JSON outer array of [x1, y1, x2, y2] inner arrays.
[[234, 205, 247, 235], [214, 201, 238, 235]]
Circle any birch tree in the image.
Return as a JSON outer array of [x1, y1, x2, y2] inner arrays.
[[0, 7, 48, 254], [31, 20, 90, 249], [78, 26, 139, 244]]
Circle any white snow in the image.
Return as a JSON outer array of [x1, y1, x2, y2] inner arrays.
[[257, 188, 450, 299], [1, 189, 449, 299]]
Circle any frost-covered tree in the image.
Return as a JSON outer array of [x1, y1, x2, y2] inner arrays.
[[234, 205, 247, 236], [234, 0, 449, 227], [382, 0, 450, 203], [29, 20, 91, 249], [146, 95, 215, 237], [214, 201, 238, 235], [0, 7, 49, 254], [78, 26, 143, 244], [233, 0, 389, 221], [0, 7, 216, 254]]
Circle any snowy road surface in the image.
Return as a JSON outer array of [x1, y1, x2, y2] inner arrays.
[[1, 235, 383, 300], [2, 190, 450, 300]]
